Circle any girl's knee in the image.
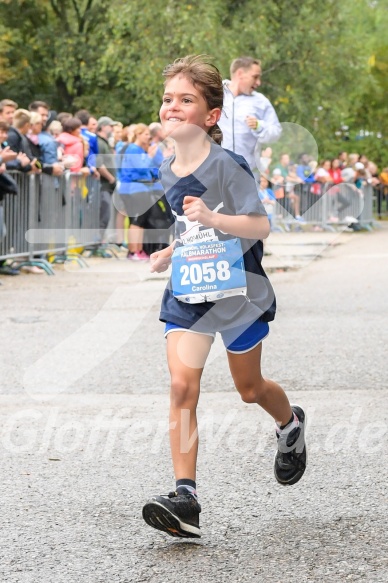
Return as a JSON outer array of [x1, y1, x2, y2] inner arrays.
[[170, 378, 198, 408], [237, 378, 267, 404]]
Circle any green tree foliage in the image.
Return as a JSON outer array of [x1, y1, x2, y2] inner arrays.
[[0, 0, 386, 162], [0, 0, 111, 109]]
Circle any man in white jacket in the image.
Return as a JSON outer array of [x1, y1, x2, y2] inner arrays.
[[219, 56, 282, 172]]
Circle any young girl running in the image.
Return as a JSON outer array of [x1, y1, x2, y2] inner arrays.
[[142, 55, 307, 539]]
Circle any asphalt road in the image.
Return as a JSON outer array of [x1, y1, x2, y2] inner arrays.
[[0, 224, 387, 582]]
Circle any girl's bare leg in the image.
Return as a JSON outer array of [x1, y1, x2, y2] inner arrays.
[[166, 331, 213, 481], [227, 342, 292, 425]]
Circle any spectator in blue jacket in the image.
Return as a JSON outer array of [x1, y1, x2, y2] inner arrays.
[[118, 123, 164, 261], [28, 103, 64, 176], [75, 109, 100, 177], [296, 153, 315, 183], [29, 101, 60, 167]]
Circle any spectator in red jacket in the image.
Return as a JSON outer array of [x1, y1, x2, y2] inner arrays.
[[329, 159, 343, 184], [57, 117, 89, 174]]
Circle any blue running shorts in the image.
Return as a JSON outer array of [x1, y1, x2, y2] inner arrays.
[[164, 319, 269, 354]]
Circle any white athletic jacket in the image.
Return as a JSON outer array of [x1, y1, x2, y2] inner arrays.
[[219, 80, 282, 170]]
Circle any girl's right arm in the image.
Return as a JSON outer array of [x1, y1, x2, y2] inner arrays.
[[150, 241, 176, 273]]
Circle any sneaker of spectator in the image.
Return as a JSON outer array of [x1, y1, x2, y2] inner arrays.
[[0, 263, 20, 276], [19, 265, 45, 274]]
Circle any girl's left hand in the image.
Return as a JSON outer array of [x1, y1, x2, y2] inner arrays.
[[183, 196, 214, 227]]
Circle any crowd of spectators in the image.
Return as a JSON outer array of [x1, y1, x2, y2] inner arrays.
[[1, 96, 388, 273], [257, 148, 388, 227], [0, 98, 176, 274]]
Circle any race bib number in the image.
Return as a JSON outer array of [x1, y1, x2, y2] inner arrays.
[[171, 239, 247, 303]]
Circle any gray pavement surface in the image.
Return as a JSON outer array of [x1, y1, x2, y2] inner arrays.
[[1, 224, 387, 582]]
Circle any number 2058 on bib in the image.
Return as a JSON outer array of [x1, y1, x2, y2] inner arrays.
[[171, 239, 247, 304]]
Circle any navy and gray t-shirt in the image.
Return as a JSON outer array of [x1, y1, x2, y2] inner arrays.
[[159, 142, 276, 333]]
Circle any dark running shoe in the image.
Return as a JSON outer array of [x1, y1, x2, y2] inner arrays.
[[274, 405, 307, 486], [0, 265, 20, 276], [142, 488, 201, 538]]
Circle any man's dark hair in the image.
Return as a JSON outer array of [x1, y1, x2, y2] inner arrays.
[[75, 109, 91, 125], [0, 120, 10, 132], [62, 117, 82, 133], [29, 100, 49, 112]]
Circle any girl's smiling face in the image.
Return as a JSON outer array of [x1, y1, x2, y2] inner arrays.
[[160, 74, 220, 139]]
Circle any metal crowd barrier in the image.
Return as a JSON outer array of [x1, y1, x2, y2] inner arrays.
[[0, 172, 33, 260], [0, 171, 379, 272], [273, 182, 374, 231], [0, 171, 101, 272]]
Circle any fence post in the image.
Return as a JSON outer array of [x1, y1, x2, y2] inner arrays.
[[28, 174, 36, 262]]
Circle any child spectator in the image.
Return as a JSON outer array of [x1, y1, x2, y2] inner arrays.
[[258, 174, 276, 226], [329, 159, 343, 185], [297, 153, 315, 183], [48, 120, 62, 138], [312, 160, 331, 195], [57, 117, 89, 174], [354, 162, 367, 189], [270, 167, 285, 199], [285, 163, 303, 220]]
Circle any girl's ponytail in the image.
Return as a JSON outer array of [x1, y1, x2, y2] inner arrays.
[[209, 123, 223, 145]]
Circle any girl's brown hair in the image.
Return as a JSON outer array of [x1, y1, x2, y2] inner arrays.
[[162, 54, 223, 145]]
